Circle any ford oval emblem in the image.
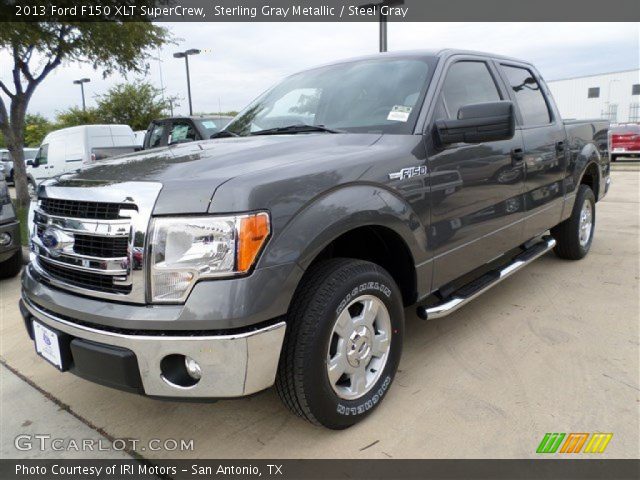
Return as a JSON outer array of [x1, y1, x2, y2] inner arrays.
[[42, 227, 72, 257]]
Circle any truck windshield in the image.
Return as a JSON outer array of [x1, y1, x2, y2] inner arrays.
[[226, 57, 435, 136]]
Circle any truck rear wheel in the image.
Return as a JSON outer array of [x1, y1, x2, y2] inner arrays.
[[276, 258, 404, 429], [551, 184, 596, 260]]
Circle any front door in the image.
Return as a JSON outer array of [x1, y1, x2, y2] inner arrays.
[[425, 58, 527, 288]]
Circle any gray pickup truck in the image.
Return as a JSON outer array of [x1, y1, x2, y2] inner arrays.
[[0, 178, 22, 278], [20, 50, 609, 429]]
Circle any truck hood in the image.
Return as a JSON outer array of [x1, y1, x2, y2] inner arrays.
[[58, 133, 382, 214]]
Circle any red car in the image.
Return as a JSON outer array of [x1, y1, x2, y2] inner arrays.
[[610, 123, 640, 161]]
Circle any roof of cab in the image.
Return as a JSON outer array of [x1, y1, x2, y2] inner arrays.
[[306, 48, 532, 70]]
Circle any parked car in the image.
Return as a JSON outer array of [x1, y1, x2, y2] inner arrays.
[[609, 123, 640, 161], [142, 115, 234, 149], [0, 177, 21, 278], [26, 125, 137, 194], [0, 148, 38, 184], [21, 50, 610, 429]]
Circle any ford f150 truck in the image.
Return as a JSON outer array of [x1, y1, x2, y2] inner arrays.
[[20, 50, 610, 429]]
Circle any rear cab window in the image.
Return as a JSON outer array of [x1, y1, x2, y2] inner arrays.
[[501, 65, 552, 126]]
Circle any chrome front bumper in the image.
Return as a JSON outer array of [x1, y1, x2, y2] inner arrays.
[[22, 296, 286, 398]]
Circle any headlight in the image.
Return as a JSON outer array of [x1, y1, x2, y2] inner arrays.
[[149, 212, 270, 303]]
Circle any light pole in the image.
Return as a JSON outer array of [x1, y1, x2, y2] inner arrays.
[[173, 49, 200, 115], [361, 1, 405, 52], [73, 78, 91, 111]]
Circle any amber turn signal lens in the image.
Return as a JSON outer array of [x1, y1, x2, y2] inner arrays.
[[237, 213, 270, 272]]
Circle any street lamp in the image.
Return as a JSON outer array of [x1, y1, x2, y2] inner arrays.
[[73, 78, 91, 111], [173, 49, 201, 115], [360, 1, 405, 52]]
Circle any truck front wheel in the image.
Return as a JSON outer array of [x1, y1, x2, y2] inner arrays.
[[276, 258, 404, 429]]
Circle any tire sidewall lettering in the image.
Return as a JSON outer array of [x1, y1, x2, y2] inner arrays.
[[336, 282, 392, 316], [335, 375, 392, 416]]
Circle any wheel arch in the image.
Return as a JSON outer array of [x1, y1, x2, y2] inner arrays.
[[261, 184, 430, 307]]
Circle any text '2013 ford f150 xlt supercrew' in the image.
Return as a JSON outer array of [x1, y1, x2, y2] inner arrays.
[[21, 50, 610, 429]]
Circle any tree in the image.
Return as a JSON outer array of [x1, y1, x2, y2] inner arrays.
[[23, 113, 54, 147], [55, 107, 101, 130], [96, 82, 176, 131], [0, 19, 171, 207]]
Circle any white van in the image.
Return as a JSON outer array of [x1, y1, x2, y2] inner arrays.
[[27, 125, 137, 191]]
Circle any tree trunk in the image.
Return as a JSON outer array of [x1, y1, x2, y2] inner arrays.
[[5, 95, 31, 209]]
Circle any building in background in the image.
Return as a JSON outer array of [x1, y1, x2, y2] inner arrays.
[[547, 69, 639, 123]]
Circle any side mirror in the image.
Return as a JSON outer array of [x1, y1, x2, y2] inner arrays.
[[435, 101, 515, 146]]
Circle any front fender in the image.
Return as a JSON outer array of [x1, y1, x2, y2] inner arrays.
[[260, 184, 430, 270]]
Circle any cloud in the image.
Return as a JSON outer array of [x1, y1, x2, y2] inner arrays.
[[1, 22, 637, 119]]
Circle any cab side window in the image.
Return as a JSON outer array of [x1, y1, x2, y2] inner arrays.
[[440, 61, 501, 119], [35, 144, 49, 165], [148, 123, 165, 148], [169, 121, 196, 144], [501, 65, 551, 126]]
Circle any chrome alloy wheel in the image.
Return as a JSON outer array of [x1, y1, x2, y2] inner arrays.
[[578, 199, 593, 247], [326, 295, 392, 400]]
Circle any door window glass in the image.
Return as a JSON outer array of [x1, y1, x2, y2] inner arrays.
[[148, 124, 165, 148], [169, 121, 196, 144], [34, 144, 48, 166], [502, 65, 552, 126], [440, 61, 501, 119]]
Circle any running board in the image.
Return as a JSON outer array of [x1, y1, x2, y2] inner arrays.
[[416, 236, 556, 320]]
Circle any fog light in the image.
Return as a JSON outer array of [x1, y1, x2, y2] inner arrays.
[[160, 354, 201, 388], [184, 356, 202, 380], [0, 232, 11, 246]]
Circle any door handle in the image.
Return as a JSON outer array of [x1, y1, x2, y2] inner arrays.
[[556, 141, 565, 152], [511, 148, 524, 167]]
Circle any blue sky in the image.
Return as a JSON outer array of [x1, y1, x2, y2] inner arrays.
[[1, 22, 638, 119]]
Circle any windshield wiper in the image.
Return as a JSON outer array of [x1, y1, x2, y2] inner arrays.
[[250, 124, 343, 136], [210, 129, 239, 139]]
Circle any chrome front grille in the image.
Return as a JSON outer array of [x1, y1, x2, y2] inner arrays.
[[40, 198, 127, 220], [30, 181, 162, 304], [38, 258, 132, 294]]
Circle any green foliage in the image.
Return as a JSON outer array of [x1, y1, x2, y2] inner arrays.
[[0, 17, 172, 207], [0, 20, 171, 80], [23, 113, 54, 147], [95, 82, 177, 131], [55, 107, 101, 130]]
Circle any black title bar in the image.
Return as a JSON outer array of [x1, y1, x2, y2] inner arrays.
[[1, 0, 640, 22]]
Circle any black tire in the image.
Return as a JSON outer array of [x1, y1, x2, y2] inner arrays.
[[551, 184, 596, 260], [0, 249, 22, 279], [276, 258, 404, 429]]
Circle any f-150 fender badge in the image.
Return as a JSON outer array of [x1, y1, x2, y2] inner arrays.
[[388, 165, 428, 180]]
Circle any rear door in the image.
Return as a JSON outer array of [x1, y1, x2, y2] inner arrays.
[[425, 56, 527, 288], [497, 63, 567, 239]]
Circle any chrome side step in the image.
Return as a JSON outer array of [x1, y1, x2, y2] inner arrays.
[[416, 236, 556, 320]]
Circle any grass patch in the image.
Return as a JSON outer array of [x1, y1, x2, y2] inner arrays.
[[15, 205, 29, 247]]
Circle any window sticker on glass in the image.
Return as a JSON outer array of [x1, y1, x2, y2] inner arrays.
[[387, 105, 412, 122], [202, 120, 217, 129]]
